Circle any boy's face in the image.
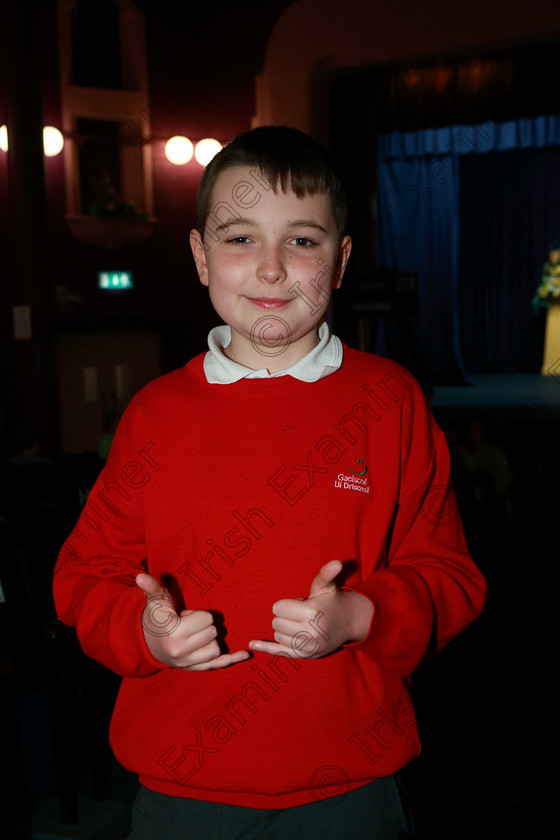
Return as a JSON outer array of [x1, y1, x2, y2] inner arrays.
[[190, 166, 352, 372]]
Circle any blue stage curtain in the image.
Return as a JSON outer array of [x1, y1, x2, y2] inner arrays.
[[376, 153, 465, 383], [458, 147, 560, 373], [376, 117, 560, 381]]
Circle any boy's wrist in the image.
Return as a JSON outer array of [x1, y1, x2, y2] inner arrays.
[[341, 589, 375, 643]]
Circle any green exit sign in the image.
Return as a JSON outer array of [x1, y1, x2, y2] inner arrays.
[[98, 271, 133, 290]]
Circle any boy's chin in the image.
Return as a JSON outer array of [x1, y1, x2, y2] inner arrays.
[[246, 319, 295, 353]]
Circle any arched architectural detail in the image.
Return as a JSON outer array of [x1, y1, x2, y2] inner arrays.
[[253, 0, 560, 139]]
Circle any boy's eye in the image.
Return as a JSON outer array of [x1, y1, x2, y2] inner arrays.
[[290, 237, 315, 247], [226, 236, 252, 245]]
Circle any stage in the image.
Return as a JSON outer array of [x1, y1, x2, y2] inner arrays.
[[431, 373, 560, 415]]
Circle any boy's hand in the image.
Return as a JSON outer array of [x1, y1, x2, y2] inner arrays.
[[136, 574, 250, 671], [248, 560, 374, 659]]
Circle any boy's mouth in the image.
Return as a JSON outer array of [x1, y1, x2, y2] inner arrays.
[[248, 297, 291, 310]]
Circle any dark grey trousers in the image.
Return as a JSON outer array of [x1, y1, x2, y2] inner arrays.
[[129, 774, 414, 839]]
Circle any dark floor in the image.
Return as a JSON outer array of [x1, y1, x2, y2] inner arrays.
[[1, 402, 558, 839]]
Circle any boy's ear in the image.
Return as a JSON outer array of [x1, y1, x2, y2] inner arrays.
[[190, 229, 209, 286], [334, 235, 352, 289]]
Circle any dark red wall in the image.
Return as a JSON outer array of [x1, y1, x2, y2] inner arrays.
[[0, 0, 292, 452]]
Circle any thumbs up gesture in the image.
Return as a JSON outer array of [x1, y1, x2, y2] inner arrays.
[[248, 560, 374, 660], [136, 573, 250, 671]]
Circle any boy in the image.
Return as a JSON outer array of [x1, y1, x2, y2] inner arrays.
[[53, 126, 486, 838]]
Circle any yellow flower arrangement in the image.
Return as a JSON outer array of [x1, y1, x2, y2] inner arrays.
[[532, 248, 560, 312]]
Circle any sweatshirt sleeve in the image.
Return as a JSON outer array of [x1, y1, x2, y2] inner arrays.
[[347, 386, 486, 676], [53, 398, 164, 678]]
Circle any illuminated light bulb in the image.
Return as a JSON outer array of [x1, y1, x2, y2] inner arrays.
[[405, 68, 420, 87], [0, 125, 8, 152], [43, 126, 64, 156], [195, 138, 222, 166], [165, 136, 194, 165]]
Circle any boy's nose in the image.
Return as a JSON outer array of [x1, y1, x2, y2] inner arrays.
[[256, 248, 287, 283]]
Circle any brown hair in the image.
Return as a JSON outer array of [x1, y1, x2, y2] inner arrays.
[[196, 126, 348, 239]]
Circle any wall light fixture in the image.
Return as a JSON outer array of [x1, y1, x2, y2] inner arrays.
[[164, 135, 222, 166], [0, 125, 65, 157]]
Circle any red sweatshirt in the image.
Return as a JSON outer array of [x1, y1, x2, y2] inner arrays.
[[53, 346, 486, 808]]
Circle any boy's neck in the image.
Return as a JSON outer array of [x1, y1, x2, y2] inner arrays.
[[223, 326, 322, 374]]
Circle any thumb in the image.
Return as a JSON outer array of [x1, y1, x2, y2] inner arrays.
[[136, 572, 171, 601], [308, 560, 343, 598], [136, 573, 180, 638]]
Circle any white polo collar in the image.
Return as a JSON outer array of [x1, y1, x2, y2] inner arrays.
[[203, 322, 343, 384]]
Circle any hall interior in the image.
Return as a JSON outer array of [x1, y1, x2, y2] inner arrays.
[[1, 1, 559, 838]]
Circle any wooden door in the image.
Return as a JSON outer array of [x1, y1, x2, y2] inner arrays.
[[57, 330, 162, 454]]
